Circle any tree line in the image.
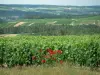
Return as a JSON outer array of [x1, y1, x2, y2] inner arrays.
[[0, 24, 100, 35]]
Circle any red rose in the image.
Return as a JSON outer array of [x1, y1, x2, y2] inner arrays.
[[57, 50, 62, 54], [41, 59, 46, 63]]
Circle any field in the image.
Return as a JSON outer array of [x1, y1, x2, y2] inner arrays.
[[0, 15, 100, 28], [1, 15, 100, 35], [0, 4, 100, 75], [0, 63, 100, 75]]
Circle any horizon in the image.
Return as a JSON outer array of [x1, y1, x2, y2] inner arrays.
[[0, 0, 100, 6], [0, 4, 100, 6]]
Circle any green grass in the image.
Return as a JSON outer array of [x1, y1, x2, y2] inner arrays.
[[79, 16, 100, 20]]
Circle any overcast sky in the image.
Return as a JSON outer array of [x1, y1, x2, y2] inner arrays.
[[0, 0, 100, 6]]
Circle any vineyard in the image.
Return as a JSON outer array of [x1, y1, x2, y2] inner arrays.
[[0, 35, 100, 69], [1, 15, 100, 28], [0, 4, 100, 75], [0, 15, 100, 36]]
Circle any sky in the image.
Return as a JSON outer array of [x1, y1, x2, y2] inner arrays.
[[0, 0, 100, 6]]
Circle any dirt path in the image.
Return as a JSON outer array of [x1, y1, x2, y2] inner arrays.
[[14, 22, 25, 27], [28, 23, 35, 26], [0, 34, 17, 37], [45, 21, 57, 25]]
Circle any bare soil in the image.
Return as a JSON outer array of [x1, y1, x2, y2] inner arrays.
[[14, 22, 25, 27]]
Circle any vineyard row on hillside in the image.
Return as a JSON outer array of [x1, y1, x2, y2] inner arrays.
[[0, 35, 100, 69]]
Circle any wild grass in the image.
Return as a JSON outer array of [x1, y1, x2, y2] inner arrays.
[[0, 62, 100, 75]]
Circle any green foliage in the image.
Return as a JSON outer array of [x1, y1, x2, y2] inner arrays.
[[1, 15, 100, 35], [0, 35, 100, 69], [1, 24, 100, 35]]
